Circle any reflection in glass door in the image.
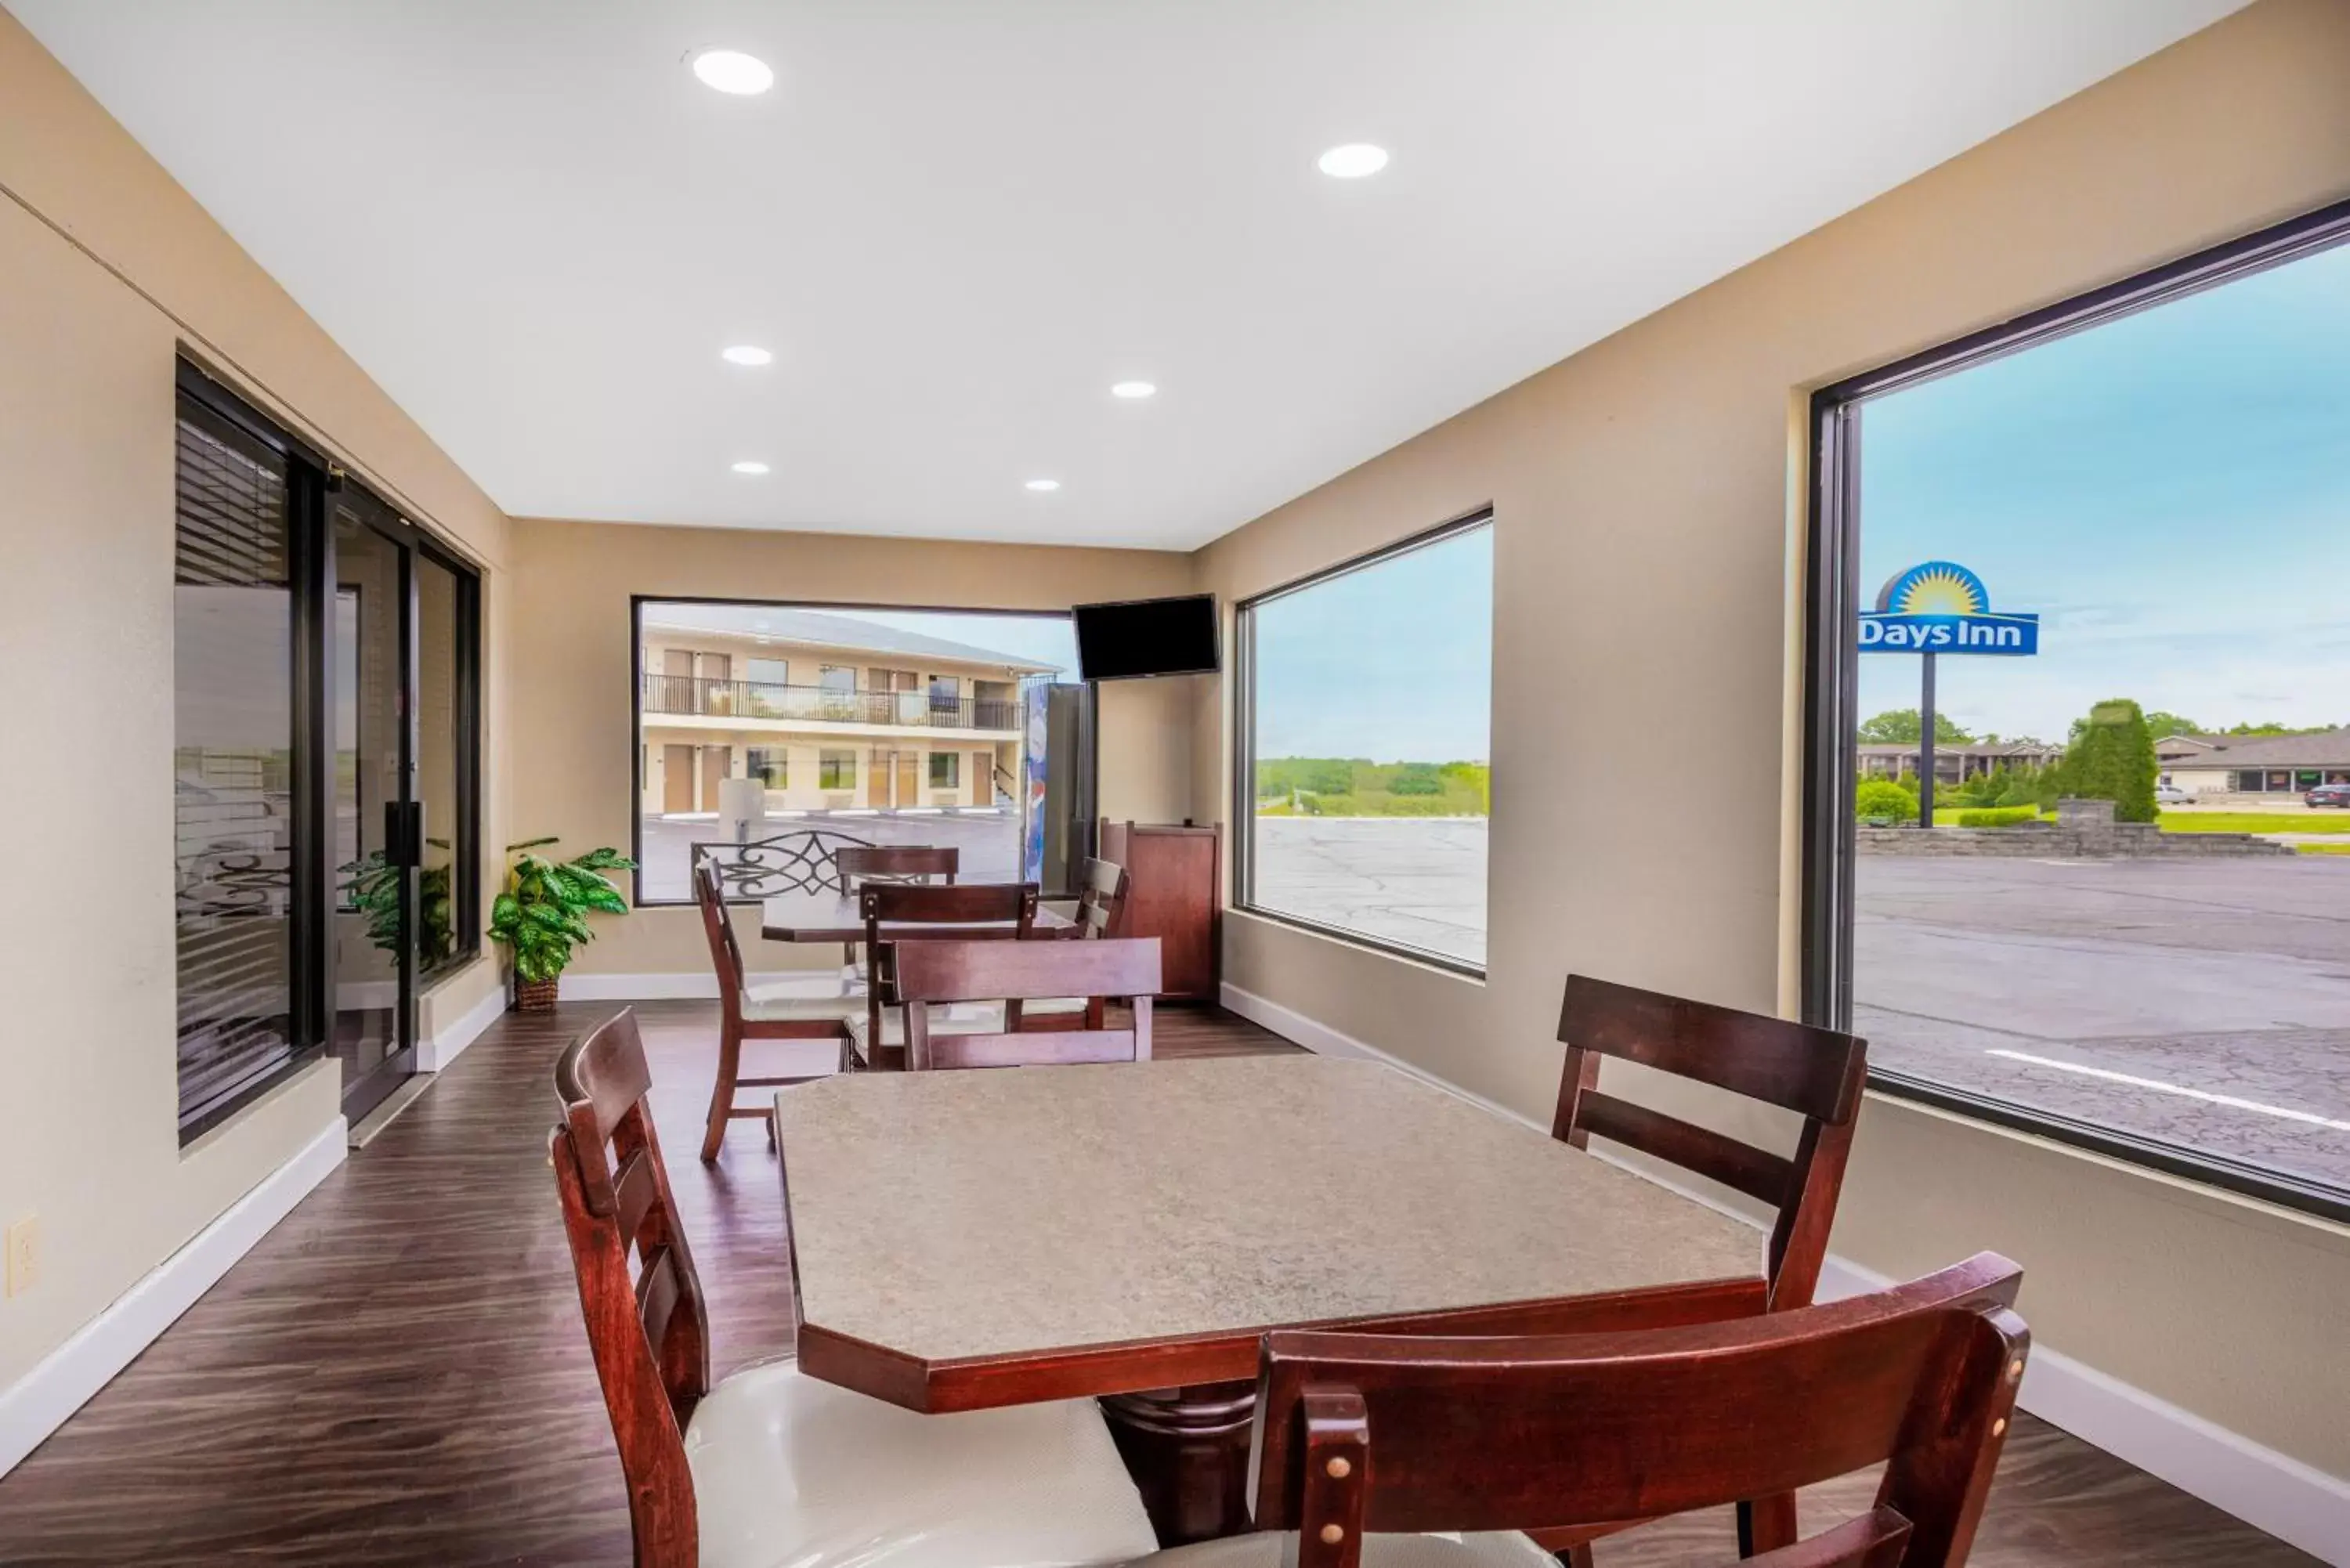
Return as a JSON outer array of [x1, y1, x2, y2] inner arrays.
[[332, 502, 414, 1121]]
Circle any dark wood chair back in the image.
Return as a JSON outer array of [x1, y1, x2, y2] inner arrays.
[[692, 855, 748, 1024], [892, 937, 1162, 1069], [856, 881, 1039, 1060], [550, 1007, 706, 1566], [1072, 856, 1129, 938], [1250, 1253, 2026, 1568], [1554, 974, 1867, 1310], [834, 844, 958, 887]]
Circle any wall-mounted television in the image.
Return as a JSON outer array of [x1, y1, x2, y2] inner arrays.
[[1072, 593, 1220, 681]]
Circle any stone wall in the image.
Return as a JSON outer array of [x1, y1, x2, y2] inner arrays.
[[1857, 798, 2294, 858]]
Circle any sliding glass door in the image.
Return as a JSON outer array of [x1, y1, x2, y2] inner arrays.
[[174, 361, 478, 1138]]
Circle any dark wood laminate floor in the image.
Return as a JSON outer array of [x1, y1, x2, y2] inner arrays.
[[0, 1002, 2316, 1566]]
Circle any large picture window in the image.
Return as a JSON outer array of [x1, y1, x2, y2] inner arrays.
[[1235, 515, 1493, 972], [631, 601, 1086, 903], [1807, 201, 2350, 1221]]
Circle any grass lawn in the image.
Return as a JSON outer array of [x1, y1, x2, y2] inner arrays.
[[2158, 811, 2350, 835], [2295, 842, 2350, 855]]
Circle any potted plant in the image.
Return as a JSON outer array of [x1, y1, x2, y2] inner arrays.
[[489, 838, 635, 1011]]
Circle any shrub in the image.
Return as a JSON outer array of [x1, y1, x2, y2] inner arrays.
[[2062, 699, 2158, 822], [1956, 806, 2039, 829], [1855, 778, 1918, 825], [1954, 767, 2011, 808]]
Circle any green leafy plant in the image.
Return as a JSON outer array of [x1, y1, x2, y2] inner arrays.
[[1855, 778, 1918, 826], [340, 840, 455, 967], [488, 838, 635, 985]]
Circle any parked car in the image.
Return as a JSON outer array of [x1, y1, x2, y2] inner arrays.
[[2306, 782, 2350, 808], [2154, 784, 2189, 804]]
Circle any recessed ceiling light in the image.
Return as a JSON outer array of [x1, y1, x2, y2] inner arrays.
[[1110, 381, 1157, 400], [720, 344, 773, 367], [691, 49, 774, 96], [731, 460, 770, 475], [1317, 143, 1389, 179], [1025, 479, 1061, 492]]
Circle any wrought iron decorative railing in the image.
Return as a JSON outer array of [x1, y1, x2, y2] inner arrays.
[[691, 829, 877, 900]]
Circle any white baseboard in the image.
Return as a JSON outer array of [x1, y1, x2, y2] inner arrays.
[[1817, 1255, 2350, 1566], [1221, 981, 1547, 1133], [1220, 981, 2350, 1566], [417, 984, 509, 1071], [0, 1118, 347, 1478]]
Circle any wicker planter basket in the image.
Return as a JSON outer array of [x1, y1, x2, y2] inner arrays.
[[515, 975, 561, 1013]]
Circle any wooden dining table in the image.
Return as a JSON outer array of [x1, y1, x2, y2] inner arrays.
[[760, 890, 1076, 944], [772, 1054, 1766, 1545]]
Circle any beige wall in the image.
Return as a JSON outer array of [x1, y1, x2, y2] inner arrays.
[[0, 8, 514, 1393], [1194, 0, 2350, 1476], [508, 516, 1195, 977]]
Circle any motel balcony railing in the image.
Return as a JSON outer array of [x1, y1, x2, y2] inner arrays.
[[642, 674, 1020, 732]]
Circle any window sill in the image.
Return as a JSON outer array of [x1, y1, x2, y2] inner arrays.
[[1227, 903, 1488, 983], [1867, 1068, 2350, 1229]]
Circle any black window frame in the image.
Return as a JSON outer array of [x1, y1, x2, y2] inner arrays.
[[1802, 195, 2350, 1227], [1230, 508, 1495, 981], [174, 357, 483, 1144], [628, 594, 1090, 907]]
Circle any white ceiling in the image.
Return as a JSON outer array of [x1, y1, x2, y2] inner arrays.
[[19, 0, 2243, 551]]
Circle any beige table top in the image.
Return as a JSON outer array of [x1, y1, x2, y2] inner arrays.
[[774, 1055, 1764, 1409]]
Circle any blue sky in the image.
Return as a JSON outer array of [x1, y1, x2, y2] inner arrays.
[[1857, 237, 2350, 742], [1253, 523, 1493, 761]]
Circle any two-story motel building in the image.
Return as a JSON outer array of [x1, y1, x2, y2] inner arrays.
[[639, 604, 1058, 818]]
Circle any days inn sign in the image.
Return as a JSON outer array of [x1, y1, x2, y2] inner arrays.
[[1858, 562, 2038, 657]]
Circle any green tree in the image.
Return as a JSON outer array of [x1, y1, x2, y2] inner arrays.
[[2062, 699, 2158, 823], [1386, 763, 1443, 796], [1856, 708, 1973, 746], [2142, 710, 2203, 739]]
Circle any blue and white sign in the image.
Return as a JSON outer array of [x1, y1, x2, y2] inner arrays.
[[1858, 562, 2038, 656]]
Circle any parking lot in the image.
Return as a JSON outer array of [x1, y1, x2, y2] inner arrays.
[[1251, 818, 2348, 1191], [1856, 854, 2350, 1190]]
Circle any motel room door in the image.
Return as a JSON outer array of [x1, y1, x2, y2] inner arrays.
[[895, 752, 920, 808], [663, 744, 696, 814]]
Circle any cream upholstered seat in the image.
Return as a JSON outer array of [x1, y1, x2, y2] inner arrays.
[[688, 1357, 1158, 1568], [739, 974, 866, 1024], [1018, 995, 1087, 1018], [845, 999, 1007, 1052], [1118, 1532, 1552, 1567]]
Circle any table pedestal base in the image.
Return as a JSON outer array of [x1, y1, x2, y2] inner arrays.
[[1099, 1381, 1257, 1545]]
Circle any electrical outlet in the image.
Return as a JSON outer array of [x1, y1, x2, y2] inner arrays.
[[5, 1216, 37, 1298]]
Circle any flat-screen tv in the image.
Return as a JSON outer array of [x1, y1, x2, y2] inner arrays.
[[1072, 594, 1220, 681]]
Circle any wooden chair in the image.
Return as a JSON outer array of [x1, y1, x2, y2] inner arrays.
[[894, 937, 1162, 1070], [1545, 972, 1870, 1560], [1140, 1252, 2027, 1568], [851, 881, 1039, 1069], [1019, 856, 1130, 1030], [832, 843, 958, 988], [691, 856, 857, 1161], [549, 1008, 1159, 1568]]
